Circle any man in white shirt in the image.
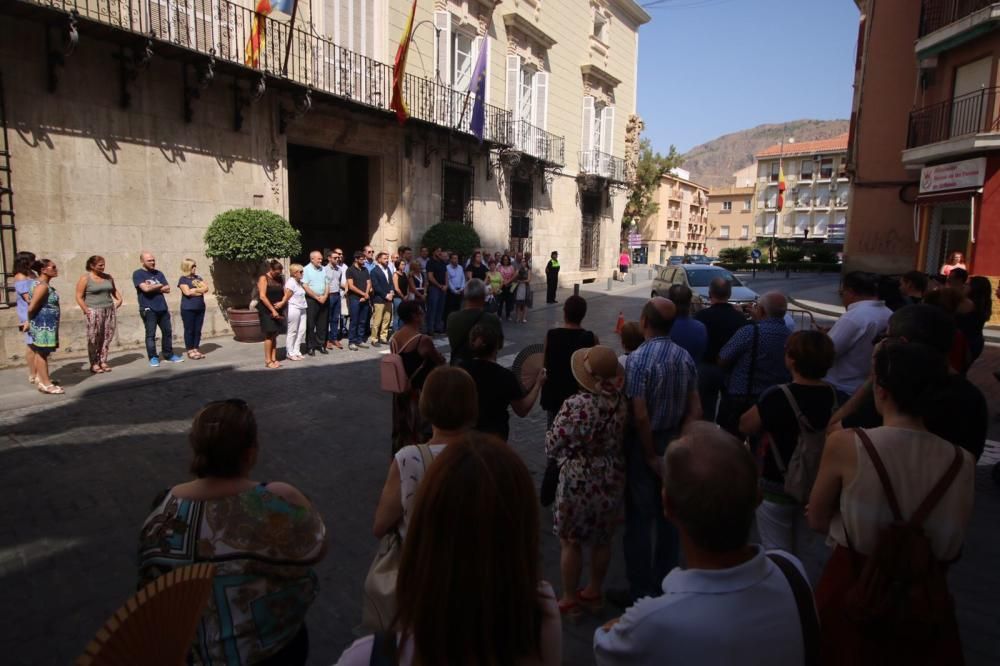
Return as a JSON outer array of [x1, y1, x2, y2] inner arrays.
[[444, 252, 467, 324], [324, 248, 346, 349], [594, 422, 815, 666], [823, 271, 892, 398]]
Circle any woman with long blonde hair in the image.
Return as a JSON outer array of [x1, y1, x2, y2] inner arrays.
[[177, 258, 209, 359]]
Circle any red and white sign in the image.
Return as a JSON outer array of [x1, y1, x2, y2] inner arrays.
[[919, 157, 986, 194]]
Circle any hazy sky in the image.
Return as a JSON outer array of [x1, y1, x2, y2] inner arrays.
[[636, 0, 860, 154]]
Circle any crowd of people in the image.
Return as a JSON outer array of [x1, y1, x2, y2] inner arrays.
[[12, 241, 995, 664], [125, 254, 995, 665]]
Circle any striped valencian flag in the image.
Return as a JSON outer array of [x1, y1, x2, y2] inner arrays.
[[245, 0, 295, 68], [390, 0, 418, 124]]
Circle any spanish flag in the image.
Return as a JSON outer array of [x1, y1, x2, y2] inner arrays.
[[245, 0, 296, 68], [776, 163, 786, 212], [390, 0, 418, 124]]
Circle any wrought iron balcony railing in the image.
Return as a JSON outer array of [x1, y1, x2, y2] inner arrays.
[[578, 150, 625, 182], [509, 119, 565, 166], [907, 86, 1000, 148], [920, 0, 997, 36], [18, 0, 510, 144]]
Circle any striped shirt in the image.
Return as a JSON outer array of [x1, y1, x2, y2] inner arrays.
[[625, 336, 698, 432]]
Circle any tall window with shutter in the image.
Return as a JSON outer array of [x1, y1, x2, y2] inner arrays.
[[581, 96, 595, 173]]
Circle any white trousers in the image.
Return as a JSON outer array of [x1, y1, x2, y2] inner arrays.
[[286, 305, 307, 356], [755, 499, 831, 587]]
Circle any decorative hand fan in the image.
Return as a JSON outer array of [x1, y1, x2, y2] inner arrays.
[[76, 562, 216, 666], [510, 343, 545, 389]]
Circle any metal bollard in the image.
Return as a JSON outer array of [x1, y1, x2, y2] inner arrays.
[[607, 277, 613, 291], [574, 283, 580, 296], [648, 268, 653, 280], [631, 271, 637, 285]]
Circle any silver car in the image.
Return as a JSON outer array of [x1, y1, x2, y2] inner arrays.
[[651, 265, 758, 309]]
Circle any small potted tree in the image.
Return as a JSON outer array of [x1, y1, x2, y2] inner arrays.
[[204, 208, 302, 342]]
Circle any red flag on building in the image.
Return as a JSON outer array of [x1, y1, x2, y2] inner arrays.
[[390, 0, 418, 124], [776, 163, 786, 212]]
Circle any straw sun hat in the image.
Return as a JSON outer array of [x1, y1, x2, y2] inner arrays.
[[571, 345, 624, 394]]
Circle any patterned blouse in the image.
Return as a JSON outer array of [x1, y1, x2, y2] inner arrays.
[[138, 484, 326, 665]]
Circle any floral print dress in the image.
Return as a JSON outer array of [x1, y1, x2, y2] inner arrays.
[[545, 390, 627, 545]]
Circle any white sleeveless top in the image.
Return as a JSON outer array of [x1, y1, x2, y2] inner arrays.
[[394, 443, 446, 539], [828, 427, 975, 560]]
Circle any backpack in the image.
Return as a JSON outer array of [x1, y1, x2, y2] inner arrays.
[[769, 384, 837, 503], [844, 428, 964, 637], [380, 335, 422, 394]]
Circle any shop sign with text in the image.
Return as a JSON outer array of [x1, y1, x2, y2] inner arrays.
[[919, 157, 986, 194]]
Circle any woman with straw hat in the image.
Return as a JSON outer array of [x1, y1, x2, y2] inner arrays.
[[545, 345, 627, 620]]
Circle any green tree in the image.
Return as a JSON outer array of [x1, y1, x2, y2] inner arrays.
[[622, 138, 683, 244], [719, 247, 750, 263]]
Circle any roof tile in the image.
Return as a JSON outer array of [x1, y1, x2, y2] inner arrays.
[[755, 132, 849, 158]]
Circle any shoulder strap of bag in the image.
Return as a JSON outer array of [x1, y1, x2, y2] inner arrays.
[[767, 552, 820, 666], [369, 630, 398, 666], [391, 333, 423, 355], [910, 446, 964, 527], [778, 384, 812, 431], [745, 323, 760, 397], [853, 428, 903, 522], [415, 443, 433, 473]]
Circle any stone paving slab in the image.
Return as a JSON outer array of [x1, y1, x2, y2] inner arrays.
[[0, 275, 998, 665]]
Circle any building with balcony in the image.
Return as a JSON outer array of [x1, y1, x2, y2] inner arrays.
[[752, 134, 851, 248], [706, 186, 755, 253], [847, 0, 1000, 289], [637, 168, 709, 264], [0, 0, 649, 362]]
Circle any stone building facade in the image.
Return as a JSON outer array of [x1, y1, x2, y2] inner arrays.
[[637, 169, 709, 265], [0, 0, 649, 365], [706, 186, 755, 254]]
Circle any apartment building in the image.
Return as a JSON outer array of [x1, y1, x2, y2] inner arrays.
[[753, 134, 851, 247], [706, 186, 755, 253], [848, 0, 1000, 291], [637, 168, 709, 264], [0, 0, 649, 363]]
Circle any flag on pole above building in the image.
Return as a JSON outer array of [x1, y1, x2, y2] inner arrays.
[[776, 163, 786, 212], [245, 0, 297, 68], [390, 0, 418, 124], [468, 34, 490, 143]]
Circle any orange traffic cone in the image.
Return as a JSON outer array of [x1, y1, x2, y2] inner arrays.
[[615, 311, 624, 334]]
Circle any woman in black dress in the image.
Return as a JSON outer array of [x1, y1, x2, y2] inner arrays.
[[256, 260, 288, 368], [389, 301, 445, 454], [541, 295, 599, 425]]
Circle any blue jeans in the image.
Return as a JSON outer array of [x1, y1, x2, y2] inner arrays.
[[180, 308, 205, 350], [623, 428, 680, 601], [327, 293, 341, 341], [348, 298, 370, 344], [141, 308, 174, 359], [426, 286, 446, 333]]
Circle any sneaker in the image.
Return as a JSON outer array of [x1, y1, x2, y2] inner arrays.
[[167, 355, 185, 363], [149, 357, 160, 368], [348, 343, 359, 351], [357, 342, 369, 349], [370, 341, 381, 348]]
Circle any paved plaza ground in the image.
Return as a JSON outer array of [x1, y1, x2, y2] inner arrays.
[[1, 273, 998, 665]]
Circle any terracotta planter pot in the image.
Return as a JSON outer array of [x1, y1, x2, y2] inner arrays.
[[228, 307, 264, 343]]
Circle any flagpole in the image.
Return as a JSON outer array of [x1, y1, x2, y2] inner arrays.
[[281, 0, 299, 77], [456, 16, 495, 130]]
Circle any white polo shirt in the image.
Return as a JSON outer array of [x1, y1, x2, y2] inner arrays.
[[593, 546, 807, 666], [824, 299, 892, 395]]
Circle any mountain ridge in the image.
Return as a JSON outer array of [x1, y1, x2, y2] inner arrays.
[[681, 119, 850, 188]]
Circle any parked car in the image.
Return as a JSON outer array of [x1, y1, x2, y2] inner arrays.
[[684, 254, 713, 265], [667, 255, 685, 266], [651, 265, 758, 309]]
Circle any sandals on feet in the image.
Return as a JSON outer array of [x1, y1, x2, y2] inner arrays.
[[557, 599, 582, 622], [90, 365, 105, 374], [266, 361, 282, 369], [100, 364, 112, 372], [38, 383, 65, 394], [576, 589, 604, 613]]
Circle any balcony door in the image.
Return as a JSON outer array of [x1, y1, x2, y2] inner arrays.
[[950, 57, 992, 138], [509, 179, 532, 256]]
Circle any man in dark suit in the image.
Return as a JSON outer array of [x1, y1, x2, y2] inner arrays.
[[368, 251, 395, 347]]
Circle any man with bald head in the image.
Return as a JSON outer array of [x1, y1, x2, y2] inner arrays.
[[614, 296, 701, 606], [595, 423, 814, 665], [133, 251, 184, 366], [717, 291, 791, 436]]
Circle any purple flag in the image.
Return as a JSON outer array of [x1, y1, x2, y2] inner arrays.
[[468, 36, 489, 143]]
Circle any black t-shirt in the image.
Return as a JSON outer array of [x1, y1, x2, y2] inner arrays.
[[695, 303, 748, 363], [840, 375, 987, 460], [460, 359, 525, 441], [346, 266, 370, 301], [467, 263, 488, 281], [541, 327, 597, 412], [426, 258, 448, 288], [447, 308, 504, 366], [757, 383, 838, 485]]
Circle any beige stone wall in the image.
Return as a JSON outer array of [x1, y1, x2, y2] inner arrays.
[[0, 19, 283, 366]]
